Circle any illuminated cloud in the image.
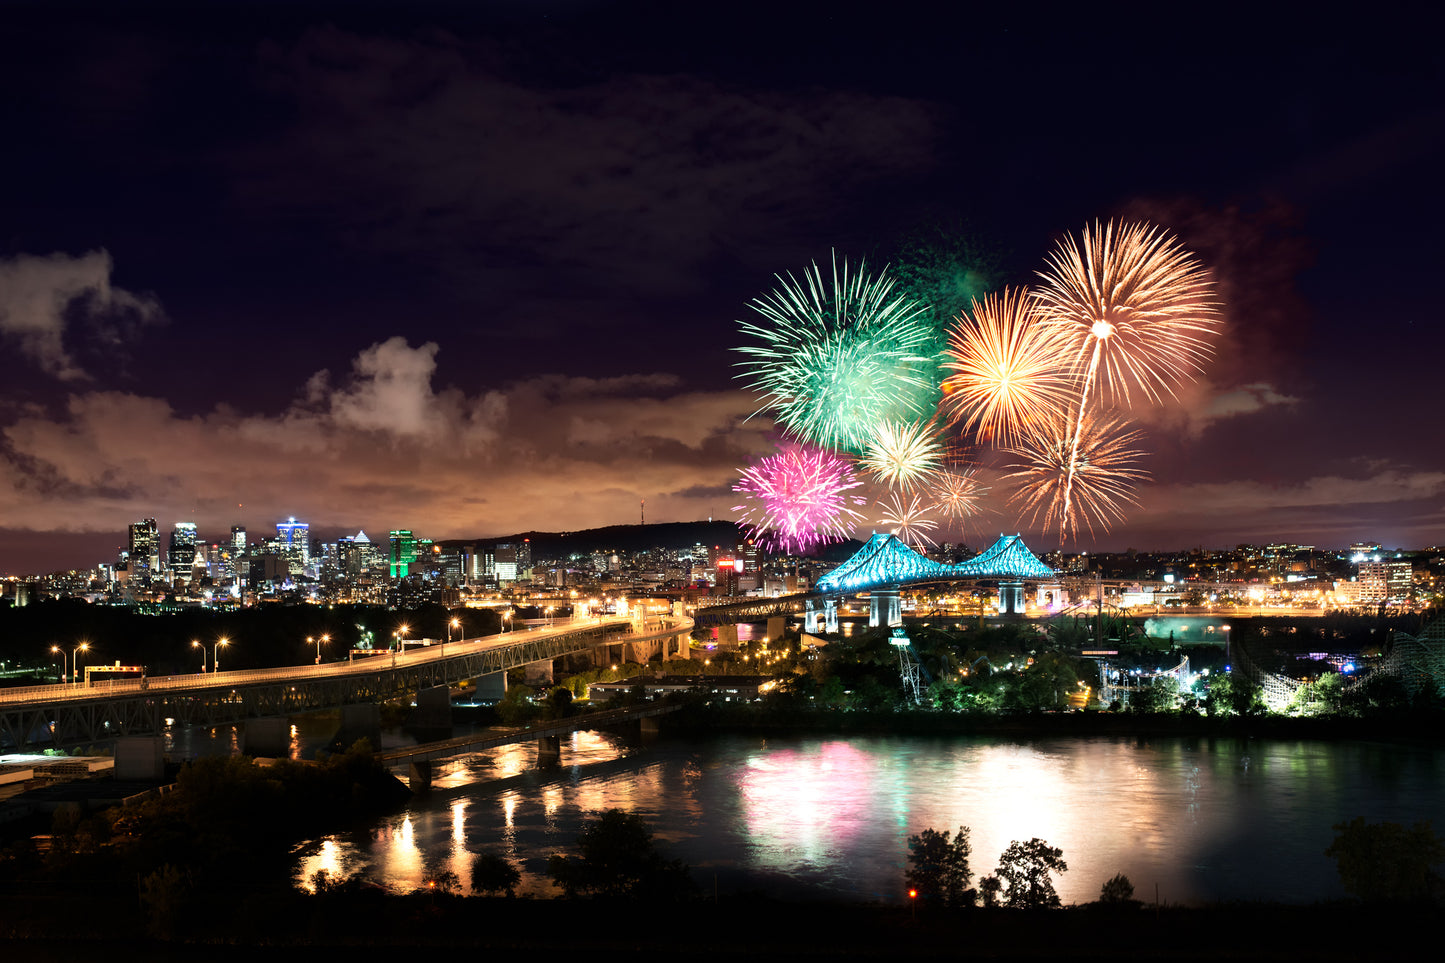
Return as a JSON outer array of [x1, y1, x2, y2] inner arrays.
[[0, 338, 772, 550], [0, 249, 163, 380]]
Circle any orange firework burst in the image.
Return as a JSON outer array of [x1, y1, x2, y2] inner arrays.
[[929, 468, 987, 521], [1033, 220, 1221, 407], [876, 492, 939, 549], [940, 287, 1075, 446], [1003, 412, 1148, 543], [860, 421, 945, 492]]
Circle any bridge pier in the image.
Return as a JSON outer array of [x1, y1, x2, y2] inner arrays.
[[825, 598, 838, 633], [869, 590, 902, 628], [474, 671, 508, 701], [766, 615, 785, 643], [717, 624, 739, 649], [805, 599, 822, 634], [1000, 581, 1024, 616], [114, 736, 165, 781], [524, 659, 555, 686], [537, 734, 562, 765], [334, 703, 382, 752], [410, 685, 452, 732], [408, 759, 432, 793]]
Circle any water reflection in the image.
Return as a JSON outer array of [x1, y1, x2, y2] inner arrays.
[[291, 733, 1442, 905]]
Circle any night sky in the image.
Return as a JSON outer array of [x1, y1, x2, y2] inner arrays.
[[2, 2, 1442, 573]]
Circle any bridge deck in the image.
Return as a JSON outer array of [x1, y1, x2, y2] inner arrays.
[[380, 703, 681, 765]]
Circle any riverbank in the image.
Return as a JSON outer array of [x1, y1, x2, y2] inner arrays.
[[668, 698, 1445, 746]]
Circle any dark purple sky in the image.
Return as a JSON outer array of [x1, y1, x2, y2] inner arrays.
[[2, 2, 1442, 573]]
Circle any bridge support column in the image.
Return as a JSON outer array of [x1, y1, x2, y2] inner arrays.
[[524, 659, 555, 686], [537, 734, 562, 765], [717, 624, 739, 649], [335, 704, 381, 753], [766, 616, 785, 644], [408, 760, 432, 793], [640, 715, 661, 738], [244, 717, 289, 758], [410, 685, 452, 730], [824, 598, 838, 634], [805, 599, 822, 634], [474, 671, 508, 701], [1000, 581, 1024, 616], [870, 590, 901, 628]]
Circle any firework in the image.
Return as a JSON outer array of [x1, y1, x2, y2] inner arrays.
[[860, 420, 945, 491], [876, 491, 940, 549], [929, 468, 987, 520], [1002, 412, 1148, 543], [735, 254, 939, 453], [1032, 220, 1220, 408], [940, 287, 1075, 446], [733, 443, 866, 553], [1032, 221, 1219, 535]]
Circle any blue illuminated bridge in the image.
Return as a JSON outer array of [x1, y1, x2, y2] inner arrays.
[[814, 532, 1056, 593], [692, 533, 1058, 630]]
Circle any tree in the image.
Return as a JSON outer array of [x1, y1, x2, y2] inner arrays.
[[1204, 673, 1265, 717], [472, 852, 522, 897], [1325, 817, 1445, 902], [1099, 873, 1136, 905], [905, 826, 976, 907], [548, 809, 695, 901], [995, 838, 1068, 908]]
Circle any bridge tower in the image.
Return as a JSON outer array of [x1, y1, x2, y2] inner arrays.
[[825, 598, 839, 633], [805, 598, 823, 634], [999, 581, 1025, 616]]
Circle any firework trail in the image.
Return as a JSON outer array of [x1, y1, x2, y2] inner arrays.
[[877, 491, 940, 549], [1002, 412, 1148, 543], [860, 420, 945, 492], [1032, 221, 1219, 538], [940, 286, 1075, 447], [734, 253, 939, 453], [733, 443, 866, 553]]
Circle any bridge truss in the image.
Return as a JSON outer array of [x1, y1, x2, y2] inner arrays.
[[0, 618, 676, 752]]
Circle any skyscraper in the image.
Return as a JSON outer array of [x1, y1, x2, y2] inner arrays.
[[169, 522, 198, 578], [389, 529, 418, 578], [276, 517, 310, 574], [128, 518, 159, 582]]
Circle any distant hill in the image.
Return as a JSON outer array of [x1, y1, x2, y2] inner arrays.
[[436, 521, 749, 561]]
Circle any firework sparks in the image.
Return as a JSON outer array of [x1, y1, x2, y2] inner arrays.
[[734, 254, 939, 453], [1002, 412, 1148, 543], [1033, 220, 1221, 408], [733, 443, 866, 553], [940, 287, 1075, 446], [876, 492, 940, 549], [1032, 221, 1219, 534], [930, 468, 987, 520], [860, 420, 945, 491]]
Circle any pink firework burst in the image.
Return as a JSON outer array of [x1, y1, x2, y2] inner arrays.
[[733, 444, 866, 553]]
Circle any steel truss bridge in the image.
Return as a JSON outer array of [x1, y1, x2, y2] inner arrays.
[[690, 533, 1059, 628], [0, 616, 691, 751]]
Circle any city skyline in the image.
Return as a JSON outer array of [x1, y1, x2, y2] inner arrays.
[[2, 5, 1442, 572]]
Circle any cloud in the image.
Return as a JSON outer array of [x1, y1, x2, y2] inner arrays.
[[0, 337, 773, 546], [238, 26, 940, 313], [0, 249, 164, 380]]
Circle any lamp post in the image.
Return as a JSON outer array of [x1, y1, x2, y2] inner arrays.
[[309, 633, 330, 665], [50, 642, 90, 686], [393, 624, 408, 668], [446, 617, 460, 654], [192, 637, 230, 673]]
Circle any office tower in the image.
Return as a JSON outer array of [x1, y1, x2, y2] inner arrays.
[[169, 522, 198, 577], [128, 518, 159, 581], [276, 517, 310, 574], [389, 529, 418, 578]]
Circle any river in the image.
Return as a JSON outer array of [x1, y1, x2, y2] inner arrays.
[[286, 728, 1443, 905]]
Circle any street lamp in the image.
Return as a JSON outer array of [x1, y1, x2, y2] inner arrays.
[[393, 624, 408, 667], [309, 633, 330, 665], [50, 642, 90, 686], [447, 617, 460, 654], [192, 637, 230, 673]]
